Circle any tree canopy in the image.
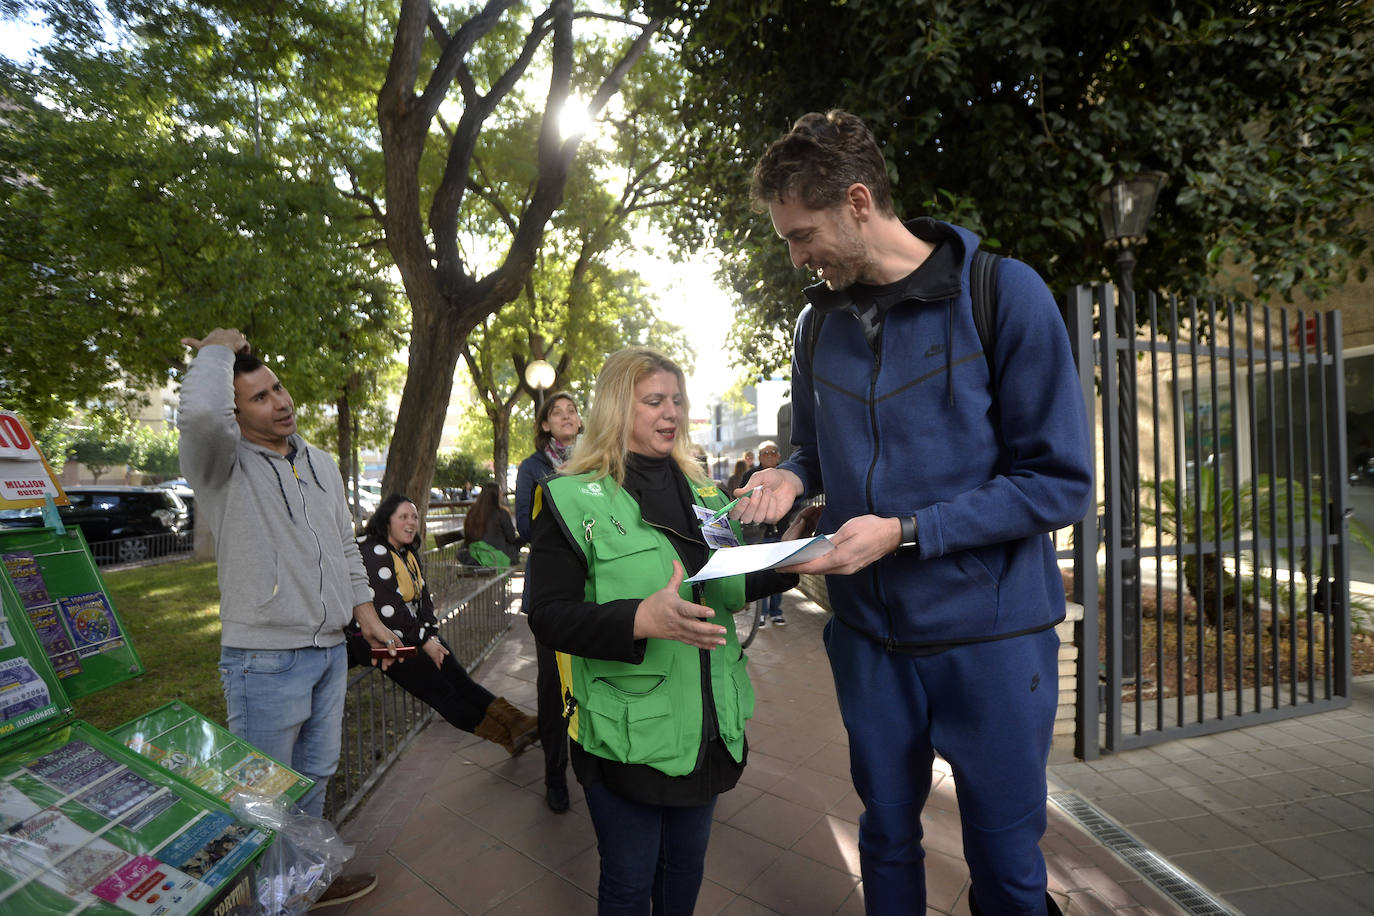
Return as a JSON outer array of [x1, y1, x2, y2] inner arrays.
[[661, 0, 1374, 375], [0, 0, 405, 454], [371, 0, 671, 508]]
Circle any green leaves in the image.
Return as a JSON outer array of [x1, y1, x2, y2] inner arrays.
[[668, 0, 1374, 376], [0, 1, 405, 449]]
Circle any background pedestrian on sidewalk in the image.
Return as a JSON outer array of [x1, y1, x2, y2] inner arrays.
[[515, 391, 583, 812], [737, 440, 789, 627]]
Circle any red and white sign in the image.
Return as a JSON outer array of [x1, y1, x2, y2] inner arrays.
[[1292, 315, 1319, 349], [0, 411, 66, 507]]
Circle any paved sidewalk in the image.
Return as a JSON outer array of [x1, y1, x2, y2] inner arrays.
[[1047, 677, 1374, 915], [331, 592, 1193, 915]]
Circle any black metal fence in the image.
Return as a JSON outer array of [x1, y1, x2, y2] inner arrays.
[[324, 548, 518, 822], [1087, 285, 1352, 756], [87, 530, 195, 567]]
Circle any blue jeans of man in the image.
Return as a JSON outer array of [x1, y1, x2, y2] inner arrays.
[[583, 781, 717, 916], [824, 618, 1058, 915], [219, 643, 346, 818]]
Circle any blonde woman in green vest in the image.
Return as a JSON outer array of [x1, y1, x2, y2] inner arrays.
[[528, 347, 798, 915]]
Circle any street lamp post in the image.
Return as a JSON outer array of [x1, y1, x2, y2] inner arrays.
[[524, 358, 556, 414], [1093, 171, 1167, 681]]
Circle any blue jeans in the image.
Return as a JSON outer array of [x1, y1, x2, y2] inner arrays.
[[583, 782, 717, 916], [218, 644, 347, 818]]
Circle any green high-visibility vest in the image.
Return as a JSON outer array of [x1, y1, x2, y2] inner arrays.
[[541, 473, 752, 776]]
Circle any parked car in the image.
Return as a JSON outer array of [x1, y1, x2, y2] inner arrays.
[[0, 485, 191, 564], [155, 478, 196, 525], [346, 483, 380, 522]]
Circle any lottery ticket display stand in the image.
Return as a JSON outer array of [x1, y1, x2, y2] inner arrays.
[[0, 411, 311, 915]]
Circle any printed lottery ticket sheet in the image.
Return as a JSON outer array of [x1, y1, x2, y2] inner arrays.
[[2, 551, 83, 679], [110, 703, 311, 807], [0, 723, 269, 915], [0, 528, 143, 707]]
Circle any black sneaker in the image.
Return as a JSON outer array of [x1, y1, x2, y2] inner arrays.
[[772, 616, 786, 626]]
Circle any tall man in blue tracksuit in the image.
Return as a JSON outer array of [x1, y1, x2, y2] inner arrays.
[[734, 110, 1093, 915]]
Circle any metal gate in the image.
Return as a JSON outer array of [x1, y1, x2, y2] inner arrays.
[[1066, 284, 1354, 758]]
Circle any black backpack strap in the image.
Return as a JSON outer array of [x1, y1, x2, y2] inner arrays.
[[970, 249, 1002, 385]]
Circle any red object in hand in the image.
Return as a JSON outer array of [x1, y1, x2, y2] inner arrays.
[[371, 645, 417, 659]]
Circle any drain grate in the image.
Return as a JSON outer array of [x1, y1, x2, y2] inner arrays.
[[1049, 792, 1238, 916]]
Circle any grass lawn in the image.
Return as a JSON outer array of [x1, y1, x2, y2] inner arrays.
[[72, 559, 227, 732]]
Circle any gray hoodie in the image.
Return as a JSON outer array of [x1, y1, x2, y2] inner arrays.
[[178, 345, 371, 649]]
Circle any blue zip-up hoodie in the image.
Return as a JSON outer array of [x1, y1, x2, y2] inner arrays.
[[782, 219, 1092, 649]]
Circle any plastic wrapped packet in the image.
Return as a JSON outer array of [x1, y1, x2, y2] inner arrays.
[[228, 791, 355, 916]]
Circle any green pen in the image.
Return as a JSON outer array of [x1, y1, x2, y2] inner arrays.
[[702, 486, 760, 527]]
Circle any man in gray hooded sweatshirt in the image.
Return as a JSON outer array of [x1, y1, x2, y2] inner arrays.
[[179, 327, 398, 908]]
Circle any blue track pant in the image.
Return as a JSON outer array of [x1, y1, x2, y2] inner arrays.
[[823, 617, 1059, 915]]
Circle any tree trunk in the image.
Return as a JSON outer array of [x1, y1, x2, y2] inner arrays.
[[380, 302, 466, 521], [490, 409, 511, 499], [336, 391, 355, 522]]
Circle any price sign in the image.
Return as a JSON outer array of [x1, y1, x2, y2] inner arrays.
[[0, 412, 37, 460], [0, 411, 66, 507]]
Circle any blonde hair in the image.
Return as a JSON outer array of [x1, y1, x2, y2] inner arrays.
[[561, 347, 709, 487]]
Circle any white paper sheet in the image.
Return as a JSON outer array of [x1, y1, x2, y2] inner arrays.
[[685, 535, 834, 582]]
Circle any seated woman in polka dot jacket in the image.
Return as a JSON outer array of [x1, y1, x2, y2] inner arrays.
[[345, 493, 538, 755]]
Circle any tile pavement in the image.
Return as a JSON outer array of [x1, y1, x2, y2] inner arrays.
[[328, 590, 1197, 914], [1047, 675, 1374, 915]]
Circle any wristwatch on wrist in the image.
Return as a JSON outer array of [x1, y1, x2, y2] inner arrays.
[[898, 515, 919, 551]]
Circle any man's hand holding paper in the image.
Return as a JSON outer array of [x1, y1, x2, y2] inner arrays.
[[783, 515, 904, 576]]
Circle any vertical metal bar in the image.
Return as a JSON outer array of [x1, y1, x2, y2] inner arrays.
[[1225, 300, 1243, 717], [1169, 293, 1186, 728], [1207, 298, 1225, 720], [1245, 302, 1263, 713], [1149, 291, 1164, 732], [1314, 315, 1331, 701], [1101, 282, 1125, 749], [1068, 285, 1101, 760], [1298, 311, 1315, 703], [1325, 310, 1352, 700], [1280, 306, 1299, 706], [1187, 296, 1205, 720], [1264, 306, 1281, 709]]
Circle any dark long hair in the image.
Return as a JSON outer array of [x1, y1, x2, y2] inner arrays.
[[533, 391, 581, 452], [463, 484, 508, 544], [365, 494, 420, 551]]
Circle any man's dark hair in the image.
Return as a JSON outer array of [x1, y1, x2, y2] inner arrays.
[[233, 352, 265, 378], [364, 494, 421, 550], [750, 109, 894, 215]]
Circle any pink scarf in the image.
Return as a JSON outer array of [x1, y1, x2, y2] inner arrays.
[[545, 439, 573, 468]]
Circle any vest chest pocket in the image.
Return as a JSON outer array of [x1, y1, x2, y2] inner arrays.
[[581, 671, 687, 769], [587, 534, 669, 603]]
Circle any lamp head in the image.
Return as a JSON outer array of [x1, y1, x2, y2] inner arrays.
[[1093, 171, 1168, 250], [524, 358, 556, 391]]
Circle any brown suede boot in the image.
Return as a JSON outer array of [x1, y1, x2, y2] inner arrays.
[[472, 705, 514, 753], [485, 697, 540, 757]]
